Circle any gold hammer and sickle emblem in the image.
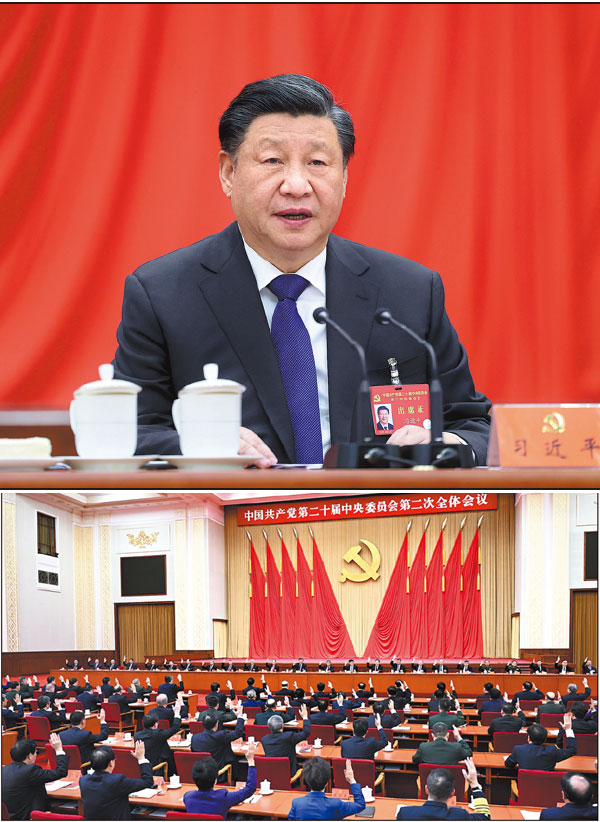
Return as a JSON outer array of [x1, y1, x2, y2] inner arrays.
[[542, 412, 566, 434], [373, 394, 381, 402], [340, 539, 381, 583]]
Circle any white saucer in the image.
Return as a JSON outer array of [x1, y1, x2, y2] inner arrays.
[[0, 457, 60, 471], [260, 789, 274, 795], [160, 454, 261, 470], [59, 456, 159, 472]]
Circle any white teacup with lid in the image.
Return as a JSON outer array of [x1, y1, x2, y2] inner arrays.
[[172, 363, 245, 458], [70, 364, 141, 458]]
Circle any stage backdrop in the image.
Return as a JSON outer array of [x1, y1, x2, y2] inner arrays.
[[225, 494, 515, 659], [1, 4, 599, 408]]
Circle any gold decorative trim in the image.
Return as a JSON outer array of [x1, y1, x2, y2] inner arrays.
[[99, 524, 113, 649], [126, 530, 159, 547], [174, 519, 187, 648], [192, 518, 205, 647], [2, 497, 19, 651]]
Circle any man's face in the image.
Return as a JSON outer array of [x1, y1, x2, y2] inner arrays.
[[378, 408, 389, 425], [219, 113, 347, 272]]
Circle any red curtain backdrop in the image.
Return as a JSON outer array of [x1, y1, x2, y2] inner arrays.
[[280, 538, 297, 660], [443, 532, 464, 659], [248, 543, 266, 658], [2, 4, 600, 408], [462, 530, 484, 659], [426, 531, 444, 660], [310, 538, 356, 659], [295, 539, 313, 658], [364, 531, 411, 659], [409, 533, 427, 658], [265, 541, 282, 658]]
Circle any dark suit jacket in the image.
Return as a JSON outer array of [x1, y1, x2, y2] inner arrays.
[[134, 717, 182, 771], [1, 754, 68, 820], [376, 421, 394, 431], [428, 711, 466, 729], [254, 707, 295, 725], [512, 689, 544, 705], [79, 690, 103, 711], [540, 804, 598, 819], [2, 704, 24, 729], [536, 702, 566, 719], [488, 713, 527, 737], [157, 681, 183, 703], [561, 688, 591, 707], [397, 792, 491, 820], [114, 223, 491, 464], [108, 692, 136, 714], [190, 716, 244, 770], [556, 716, 597, 746], [412, 737, 473, 765], [505, 734, 577, 770], [367, 713, 403, 729], [261, 718, 311, 773], [79, 761, 154, 820], [341, 727, 388, 759], [309, 710, 346, 726], [29, 708, 68, 730], [58, 722, 109, 764]]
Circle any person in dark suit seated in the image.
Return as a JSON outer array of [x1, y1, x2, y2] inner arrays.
[[536, 692, 566, 719], [105, 658, 118, 670], [79, 687, 103, 712], [429, 697, 466, 730], [505, 660, 520, 674], [221, 659, 237, 672], [191, 705, 245, 780], [291, 687, 309, 706], [242, 677, 257, 695], [288, 757, 366, 820], [367, 657, 384, 673], [431, 660, 449, 674], [341, 715, 388, 760], [309, 697, 346, 726], [429, 689, 458, 714], [100, 677, 115, 699], [243, 658, 258, 672], [412, 659, 427, 673], [390, 658, 406, 673], [476, 682, 494, 700], [556, 702, 598, 747], [529, 658, 547, 674], [157, 673, 184, 703], [29, 694, 68, 730], [66, 658, 83, 670], [457, 660, 473, 674], [554, 657, 573, 675], [478, 660, 494, 674], [79, 740, 153, 820], [413, 723, 473, 765], [59, 709, 109, 766], [184, 741, 258, 815], [539, 773, 598, 820], [318, 659, 335, 672], [376, 405, 394, 431], [336, 690, 361, 710], [241, 688, 265, 708], [155, 692, 189, 723], [265, 659, 280, 672], [145, 658, 159, 670], [561, 679, 592, 707], [344, 658, 359, 673], [16, 677, 34, 700], [197, 693, 236, 729], [134, 700, 183, 776], [478, 688, 508, 715], [66, 676, 92, 697], [396, 758, 491, 820], [312, 681, 337, 701], [88, 658, 103, 670], [1, 734, 69, 820], [129, 676, 153, 700], [2, 694, 26, 739], [206, 680, 236, 711], [179, 658, 196, 671], [125, 658, 138, 670], [292, 658, 307, 672], [262, 704, 311, 775], [488, 702, 527, 737], [511, 680, 545, 705], [255, 697, 295, 725], [367, 700, 403, 729], [504, 716, 577, 771], [41, 675, 66, 699], [388, 684, 412, 710], [275, 680, 296, 698], [108, 685, 137, 714], [355, 680, 375, 700], [581, 657, 596, 675]]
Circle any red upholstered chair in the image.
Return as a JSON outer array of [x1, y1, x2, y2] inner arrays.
[[332, 757, 385, 794], [491, 731, 527, 753], [101, 701, 135, 733], [519, 700, 542, 711], [513, 769, 566, 806], [418, 764, 466, 802], [365, 727, 394, 744], [566, 700, 591, 713], [243, 706, 261, 720], [255, 755, 302, 789], [345, 709, 354, 722], [45, 743, 89, 771], [475, 697, 488, 711], [62, 700, 84, 714], [25, 716, 68, 751], [174, 751, 232, 785], [30, 813, 85, 820], [187, 720, 204, 735], [481, 711, 502, 725], [539, 713, 564, 729], [307, 724, 335, 745], [564, 733, 598, 755], [112, 746, 168, 781], [244, 723, 271, 742], [165, 813, 224, 820], [157, 719, 170, 730]]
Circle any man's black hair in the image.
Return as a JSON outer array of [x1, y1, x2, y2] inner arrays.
[[501, 703, 516, 715], [90, 745, 115, 771], [165, 675, 173, 683], [372, 701, 386, 715], [316, 682, 326, 692], [192, 757, 219, 791], [205, 694, 219, 709], [387, 686, 397, 697], [527, 723, 548, 744], [434, 689, 445, 699], [353, 718, 368, 737], [377, 406, 390, 415], [102, 676, 110, 685], [522, 681, 533, 691], [70, 711, 85, 726], [489, 688, 502, 700], [439, 698, 452, 713], [143, 711, 159, 729], [436, 682, 446, 692], [247, 677, 255, 686], [316, 698, 329, 713], [219, 74, 355, 166], [210, 682, 220, 692], [570, 702, 589, 720], [37, 695, 51, 709], [484, 682, 493, 693], [561, 773, 594, 806], [303, 755, 332, 791], [427, 768, 455, 802], [431, 722, 449, 739], [203, 714, 218, 731], [11, 739, 36, 762]]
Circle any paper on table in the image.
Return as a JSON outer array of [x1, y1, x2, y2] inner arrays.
[[46, 781, 73, 792], [129, 788, 159, 798], [520, 812, 541, 820], [243, 794, 261, 804]]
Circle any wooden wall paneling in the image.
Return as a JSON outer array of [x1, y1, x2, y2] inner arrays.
[[1, 650, 116, 676]]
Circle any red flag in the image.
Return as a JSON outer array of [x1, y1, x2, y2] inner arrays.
[[265, 540, 281, 658], [248, 542, 266, 658], [280, 538, 297, 658], [311, 537, 356, 659], [409, 533, 427, 657], [462, 530, 483, 658], [426, 530, 444, 659], [364, 531, 410, 658], [444, 531, 464, 659], [295, 539, 313, 657]]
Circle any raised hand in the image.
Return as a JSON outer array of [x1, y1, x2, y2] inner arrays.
[[132, 740, 146, 760], [344, 759, 356, 784]]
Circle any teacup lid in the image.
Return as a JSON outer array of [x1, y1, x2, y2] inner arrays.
[[74, 364, 142, 396], [179, 363, 246, 396]]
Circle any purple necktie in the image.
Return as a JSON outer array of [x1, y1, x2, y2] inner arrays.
[[268, 274, 323, 463]]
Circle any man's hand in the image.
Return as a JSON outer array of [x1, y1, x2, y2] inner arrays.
[[14, 693, 21, 705], [225, 697, 233, 710], [452, 726, 462, 741], [239, 427, 277, 468], [328, 681, 333, 690], [387, 426, 465, 447], [374, 713, 382, 729], [309, 686, 315, 695], [99, 709, 106, 723], [300, 704, 308, 720], [460, 757, 481, 789], [50, 732, 63, 752], [337, 694, 344, 707], [583, 677, 588, 687], [146, 677, 151, 685], [234, 703, 244, 718], [284, 696, 290, 707], [177, 673, 182, 681], [246, 739, 257, 766], [560, 714, 572, 731], [132, 740, 146, 761], [226, 680, 233, 690], [344, 759, 356, 785], [369, 677, 373, 688], [515, 699, 520, 711]]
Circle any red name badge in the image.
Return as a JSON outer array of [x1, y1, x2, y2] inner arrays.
[[370, 384, 431, 435]]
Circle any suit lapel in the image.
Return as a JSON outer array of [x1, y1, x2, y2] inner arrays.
[[326, 236, 379, 444], [195, 224, 296, 461]]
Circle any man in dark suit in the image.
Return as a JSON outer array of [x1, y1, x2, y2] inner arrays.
[[367, 657, 384, 673], [292, 658, 307, 672], [311, 681, 337, 702], [100, 676, 115, 699], [561, 679, 592, 707], [59, 709, 109, 766], [254, 698, 295, 725], [428, 689, 457, 714], [180, 658, 196, 671], [134, 699, 183, 776], [512, 681, 545, 706], [155, 692, 189, 723], [16, 677, 34, 700], [157, 674, 183, 703], [108, 685, 137, 715], [318, 660, 335, 673], [190, 706, 245, 780], [196, 693, 235, 729], [79, 687, 104, 713], [128, 676, 153, 700], [208, 680, 236, 711], [79, 740, 154, 820], [367, 700, 404, 729], [344, 659, 359, 673], [539, 773, 597, 820], [125, 658, 138, 670], [113, 74, 490, 467], [457, 660, 473, 674], [411, 659, 427, 673], [274, 681, 296, 699], [376, 406, 394, 431], [478, 660, 494, 674], [428, 697, 466, 730], [355, 680, 375, 700], [504, 717, 577, 771], [505, 660, 520, 674], [536, 692, 566, 720], [1, 734, 69, 820], [478, 688, 508, 715], [488, 702, 527, 737], [145, 659, 159, 670], [241, 688, 265, 708], [413, 723, 473, 765], [556, 702, 598, 747], [431, 660, 449, 674], [289, 757, 366, 820], [341, 716, 388, 760], [554, 657, 573, 675], [105, 658, 119, 670], [265, 659, 280, 672], [243, 659, 258, 672], [529, 658, 547, 674], [388, 684, 412, 710], [29, 694, 68, 730], [581, 658, 596, 675], [2, 694, 25, 735], [309, 698, 346, 726], [262, 704, 311, 775], [396, 758, 491, 820], [390, 659, 406, 673]]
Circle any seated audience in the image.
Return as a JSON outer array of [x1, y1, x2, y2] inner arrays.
[[561, 679, 592, 707], [309, 697, 346, 726], [555, 657, 573, 674], [275, 680, 296, 698], [368, 700, 404, 728], [504, 716, 577, 770], [396, 758, 491, 819], [288, 757, 366, 820], [208, 680, 236, 710], [79, 740, 153, 820], [197, 693, 236, 728], [184, 740, 259, 815], [429, 697, 466, 729], [539, 773, 597, 820], [157, 673, 183, 703], [29, 694, 68, 730], [255, 697, 295, 725], [100, 676, 115, 698], [190, 704, 245, 780], [59, 709, 109, 765], [129, 676, 153, 699], [108, 684, 137, 714], [79, 686, 103, 712], [241, 688, 264, 708], [355, 680, 375, 699], [512, 681, 545, 705], [2, 694, 25, 735], [262, 704, 311, 774], [341, 715, 388, 759], [429, 688, 457, 713], [479, 688, 508, 715], [336, 690, 361, 710], [1, 734, 68, 819], [134, 697, 183, 776], [536, 692, 566, 719], [488, 702, 527, 736], [413, 723, 473, 765], [17, 677, 34, 700], [556, 702, 598, 746]]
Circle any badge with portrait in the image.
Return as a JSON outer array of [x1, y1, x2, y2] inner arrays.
[[370, 384, 431, 435]]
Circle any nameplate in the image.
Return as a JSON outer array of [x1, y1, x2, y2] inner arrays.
[[487, 404, 600, 467]]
